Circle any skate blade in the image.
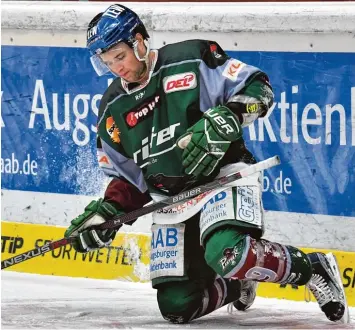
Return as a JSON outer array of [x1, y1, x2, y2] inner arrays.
[[325, 252, 350, 324]]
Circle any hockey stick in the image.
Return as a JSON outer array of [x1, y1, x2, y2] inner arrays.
[[1, 155, 280, 270]]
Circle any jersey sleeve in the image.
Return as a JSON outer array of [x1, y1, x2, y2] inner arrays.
[[97, 98, 149, 195], [198, 40, 274, 127], [103, 177, 152, 221]]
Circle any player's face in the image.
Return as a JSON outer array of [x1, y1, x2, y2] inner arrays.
[[100, 42, 145, 82]]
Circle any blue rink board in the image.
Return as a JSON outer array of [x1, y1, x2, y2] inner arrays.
[[1, 45, 354, 217]]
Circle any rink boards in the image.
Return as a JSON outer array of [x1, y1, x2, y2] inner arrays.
[[2, 221, 354, 306], [1, 1, 355, 310]]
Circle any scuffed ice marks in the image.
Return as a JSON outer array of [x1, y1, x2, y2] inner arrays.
[[2, 271, 355, 329]]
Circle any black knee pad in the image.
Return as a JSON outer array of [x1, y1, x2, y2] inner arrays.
[[286, 245, 313, 285], [156, 281, 203, 324]]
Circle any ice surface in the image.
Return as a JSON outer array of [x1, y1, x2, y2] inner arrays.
[[1, 271, 354, 329]]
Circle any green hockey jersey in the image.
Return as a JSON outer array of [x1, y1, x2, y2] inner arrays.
[[97, 39, 271, 197]]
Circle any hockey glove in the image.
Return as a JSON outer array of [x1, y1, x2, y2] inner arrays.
[[176, 105, 242, 177], [64, 199, 124, 253]]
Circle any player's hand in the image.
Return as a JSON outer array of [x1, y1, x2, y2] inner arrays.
[[64, 199, 123, 253], [176, 105, 242, 177]]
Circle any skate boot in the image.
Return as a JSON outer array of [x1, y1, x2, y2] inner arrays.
[[306, 252, 350, 323], [233, 280, 258, 311]]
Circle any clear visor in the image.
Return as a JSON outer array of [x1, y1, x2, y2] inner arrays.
[[90, 46, 127, 77], [90, 55, 110, 76]]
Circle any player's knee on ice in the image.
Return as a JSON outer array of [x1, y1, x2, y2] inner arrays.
[[204, 226, 312, 286], [157, 281, 203, 324]]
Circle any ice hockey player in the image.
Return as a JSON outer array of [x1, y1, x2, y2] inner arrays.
[[65, 4, 349, 324]]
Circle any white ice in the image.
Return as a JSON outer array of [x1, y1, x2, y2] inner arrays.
[[2, 271, 354, 329]]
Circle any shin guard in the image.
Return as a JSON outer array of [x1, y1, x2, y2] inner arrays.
[[191, 276, 241, 321], [158, 276, 241, 324], [209, 236, 312, 285]]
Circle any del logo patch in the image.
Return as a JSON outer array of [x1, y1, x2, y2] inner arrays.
[[163, 72, 197, 94]]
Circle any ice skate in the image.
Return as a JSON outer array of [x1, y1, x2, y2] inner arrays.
[[232, 280, 258, 312], [306, 252, 350, 323]]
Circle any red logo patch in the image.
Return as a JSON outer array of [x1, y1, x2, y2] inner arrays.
[[126, 112, 138, 127], [163, 72, 197, 94], [124, 95, 160, 129]]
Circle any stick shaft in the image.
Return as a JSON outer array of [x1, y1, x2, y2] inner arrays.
[[1, 155, 280, 270], [100, 155, 280, 229]]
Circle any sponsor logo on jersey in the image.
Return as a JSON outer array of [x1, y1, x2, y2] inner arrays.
[[133, 122, 180, 167], [202, 191, 227, 211], [222, 59, 246, 82], [125, 95, 160, 128], [97, 150, 114, 169], [163, 72, 197, 94], [150, 224, 185, 279], [106, 117, 120, 143]]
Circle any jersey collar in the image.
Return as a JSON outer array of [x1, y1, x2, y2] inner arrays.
[[121, 49, 159, 95]]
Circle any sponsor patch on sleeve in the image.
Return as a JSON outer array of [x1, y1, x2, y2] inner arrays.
[[97, 150, 114, 169], [222, 59, 246, 82]]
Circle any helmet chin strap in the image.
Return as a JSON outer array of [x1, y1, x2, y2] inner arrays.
[[133, 39, 150, 64], [120, 39, 153, 91], [133, 40, 151, 80], [109, 39, 151, 79]]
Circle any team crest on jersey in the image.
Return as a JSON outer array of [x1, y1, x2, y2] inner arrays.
[[163, 72, 197, 94], [106, 117, 120, 143]]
